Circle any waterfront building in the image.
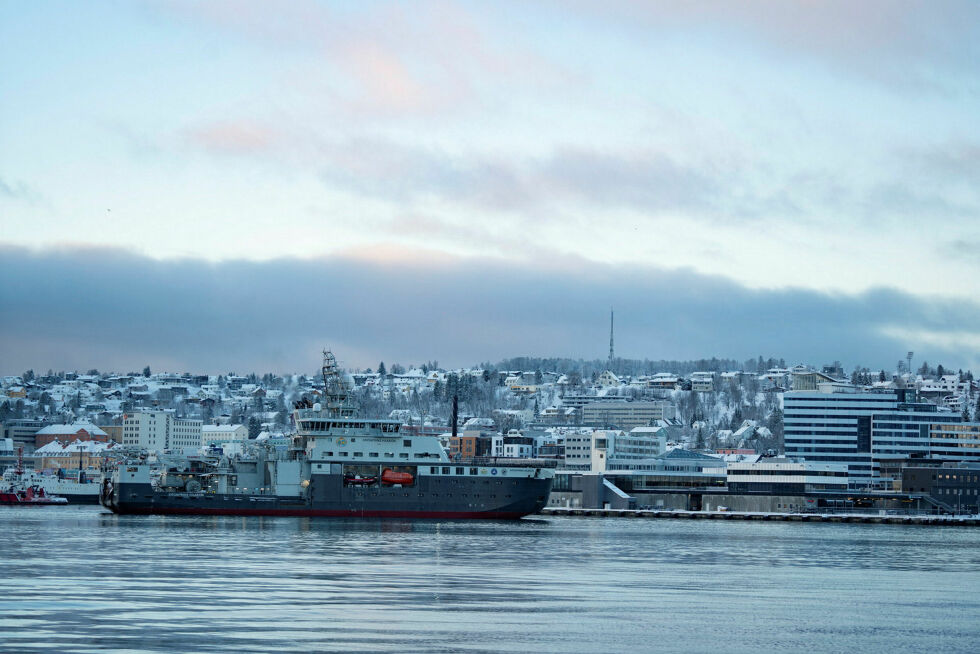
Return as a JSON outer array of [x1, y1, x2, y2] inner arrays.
[[726, 459, 849, 494], [561, 426, 668, 472], [122, 411, 203, 453], [609, 449, 728, 491], [785, 386, 900, 486], [870, 405, 963, 487], [785, 384, 976, 489], [903, 463, 980, 514], [561, 429, 595, 470], [927, 423, 980, 461]]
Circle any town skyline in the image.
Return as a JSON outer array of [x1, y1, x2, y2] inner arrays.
[[2, 1, 979, 377]]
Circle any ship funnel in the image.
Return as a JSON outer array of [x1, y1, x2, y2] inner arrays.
[[451, 394, 458, 440]]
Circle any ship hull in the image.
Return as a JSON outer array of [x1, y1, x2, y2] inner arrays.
[[103, 475, 552, 520]]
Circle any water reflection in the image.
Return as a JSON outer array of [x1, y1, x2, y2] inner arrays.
[[2, 506, 980, 653]]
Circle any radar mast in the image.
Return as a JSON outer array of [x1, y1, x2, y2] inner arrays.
[[320, 349, 356, 417]]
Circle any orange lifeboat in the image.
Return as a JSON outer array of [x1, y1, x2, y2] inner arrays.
[[381, 469, 414, 486]]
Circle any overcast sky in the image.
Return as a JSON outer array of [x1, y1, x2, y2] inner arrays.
[[1, 2, 978, 374]]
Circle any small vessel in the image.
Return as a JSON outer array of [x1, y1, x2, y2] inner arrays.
[[0, 466, 103, 504], [1, 449, 69, 506], [101, 350, 555, 519]]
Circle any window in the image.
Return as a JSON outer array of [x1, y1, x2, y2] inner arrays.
[[403, 439, 412, 447], [456, 467, 464, 475], [442, 467, 450, 474], [470, 468, 478, 475], [370, 452, 379, 458]]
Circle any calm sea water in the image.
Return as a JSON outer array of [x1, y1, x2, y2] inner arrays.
[[2, 506, 980, 653]]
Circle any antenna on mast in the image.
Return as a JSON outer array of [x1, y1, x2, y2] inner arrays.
[[608, 308, 615, 362]]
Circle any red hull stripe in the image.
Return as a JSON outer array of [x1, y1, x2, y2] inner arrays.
[[114, 506, 532, 519]]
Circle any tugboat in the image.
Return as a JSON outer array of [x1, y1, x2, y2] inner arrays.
[[0, 448, 69, 506], [102, 350, 555, 519]]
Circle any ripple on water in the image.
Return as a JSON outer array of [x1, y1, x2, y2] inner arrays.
[[2, 506, 980, 653]]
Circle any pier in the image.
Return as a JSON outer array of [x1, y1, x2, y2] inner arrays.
[[539, 507, 980, 526]]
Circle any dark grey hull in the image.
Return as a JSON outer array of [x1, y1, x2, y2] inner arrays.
[[102, 474, 553, 519]]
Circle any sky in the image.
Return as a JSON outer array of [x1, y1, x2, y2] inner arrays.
[[1, 1, 978, 374]]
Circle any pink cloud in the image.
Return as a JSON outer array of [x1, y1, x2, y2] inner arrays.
[[338, 41, 432, 114], [185, 121, 277, 155], [159, 0, 569, 117]]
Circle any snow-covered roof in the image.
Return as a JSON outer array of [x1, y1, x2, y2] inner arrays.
[[64, 440, 112, 453], [34, 440, 67, 454], [36, 423, 108, 437], [203, 424, 245, 434]]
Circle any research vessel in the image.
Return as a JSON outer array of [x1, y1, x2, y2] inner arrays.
[[101, 351, 555, 519]]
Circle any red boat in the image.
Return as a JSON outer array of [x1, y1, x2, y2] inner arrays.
[[1, 447, 68, 506], [0, 484, 69, 505]]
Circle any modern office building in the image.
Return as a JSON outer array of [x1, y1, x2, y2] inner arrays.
[[785, 384, 971, 489], [784, 386, 902, 486], [927, 423, 980, 461]]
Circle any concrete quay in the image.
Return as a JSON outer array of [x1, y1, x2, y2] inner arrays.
[[539, 507, 980, 526]]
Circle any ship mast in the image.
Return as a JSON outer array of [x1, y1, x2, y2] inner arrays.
[[320, 349, 356, 417]]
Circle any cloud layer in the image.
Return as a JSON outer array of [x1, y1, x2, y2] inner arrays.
[[1, 245, 977, 375]]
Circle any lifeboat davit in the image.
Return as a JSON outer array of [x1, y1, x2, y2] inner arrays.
[[381, 469, 413, 486]]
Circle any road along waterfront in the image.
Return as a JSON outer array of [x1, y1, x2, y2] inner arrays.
[[2, 505, 980, 653]]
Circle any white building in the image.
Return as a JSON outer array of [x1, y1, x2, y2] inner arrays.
[[123, 411, 203, 453], [202, 424, 248, 447], [564, 426, 668, 472], [689, 372, 714, 392], [562, 429, 598, 470]]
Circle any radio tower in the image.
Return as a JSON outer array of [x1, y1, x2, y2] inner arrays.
[[608, 308, 615, 362]]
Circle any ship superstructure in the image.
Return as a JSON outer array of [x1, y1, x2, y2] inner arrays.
[[101, 351, 554, 518], [1, 467, 101, 504]]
